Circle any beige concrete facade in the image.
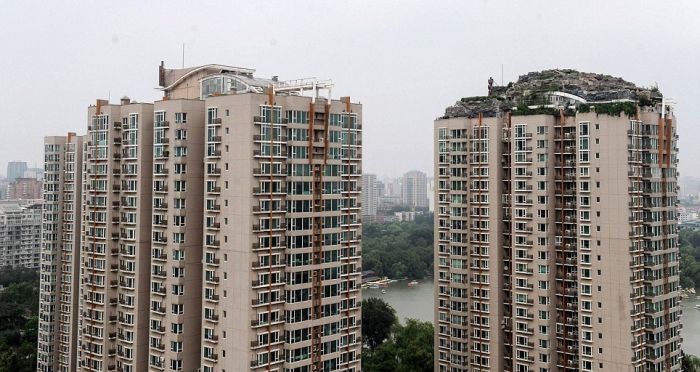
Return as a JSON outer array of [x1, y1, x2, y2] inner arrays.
[[38, 133, 84, 372], [199, 92, 362, 372], [434, 108, 681, 371], [148, 98, 205, 372], [38, 63, 362, 372]]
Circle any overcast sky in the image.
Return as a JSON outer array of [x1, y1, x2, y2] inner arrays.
[[1, 1, 699, 179]]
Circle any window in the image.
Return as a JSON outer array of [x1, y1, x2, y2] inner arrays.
[[174, 163, 186, 174], [173, 198, 185, 209], [171, 284, 184, 295], [175, 112, 188, 124], [173, 232, 185, 243], [170, 359, 182, 371], [174, 181, 186, 192], [579, 167, 589, 176], [580, 225, 590, 236], [171, 303, 184, 314], [171, 323, 183, 334], [173, 215, 186, 226], [171, 341, 183, 352]]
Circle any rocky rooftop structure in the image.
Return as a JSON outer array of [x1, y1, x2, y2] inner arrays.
[[443, 69, 662, 119]]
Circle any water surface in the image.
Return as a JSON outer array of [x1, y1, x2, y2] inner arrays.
[[364, 279, 700, 356]]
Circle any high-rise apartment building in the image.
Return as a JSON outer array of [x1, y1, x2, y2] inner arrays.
[[38, 133, 85, 372], [434, 70, 681, 372], [8, 177, 43, 199], [401, 170, 429, 209], [38, 63, 362, 372], [7, 161, 28, 181], [0, 200, 42, 268], [362, 174, 378, 217]]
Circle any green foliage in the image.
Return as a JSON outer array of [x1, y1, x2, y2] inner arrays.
[[511, 104, 558, 117], [683, 352, 700, 372], [591, 101, 638, 117], [0, 267, 38, 287], [680, 229, 700, 289], [0, 268, 39, 372], [362, 319, 434, 372], [362, 215, 434, 280], [362, 298, 398, 350], [638, 94, 653, 107]]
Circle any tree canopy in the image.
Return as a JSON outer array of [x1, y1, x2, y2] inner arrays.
[[362, 319, 434, 372], [680, 229, 700, 289], [362, 214, 433, 280], [362, 298, 398, 350], [361, 297, 433, 371], [0, 267, 39, 372], [683, 352, 700, 372]]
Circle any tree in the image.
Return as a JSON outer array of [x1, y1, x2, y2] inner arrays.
[[393, 319, 434, 372], [362, 298, 397, 350], [362, 215, 434, 280], [0, 269, 39, 372], [362, 318, 434, 372], [683, 352, 700, 372]]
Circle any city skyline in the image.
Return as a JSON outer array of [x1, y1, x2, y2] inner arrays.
[[2, 1, 700, 179]]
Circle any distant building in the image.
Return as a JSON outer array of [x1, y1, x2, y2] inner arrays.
[[6, 161, 27, 181], [678, 206, 697, 223], [378, 195, 401, 211], [376, 179, 385, 197], [401, 170, 428, 209], [427, 177, 435, 212], [385, 177, 402, 197], [7, 177, 42, 200], [362, 174, 378, 216], [24, 167, 44, 181], [393, 211, 416, 222], [0, 180, 8, 200], [0, 200, 42, 268]]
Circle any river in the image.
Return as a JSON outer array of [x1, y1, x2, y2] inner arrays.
[[363, 279, 700, 356]]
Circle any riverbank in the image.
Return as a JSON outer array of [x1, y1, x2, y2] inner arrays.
[[364, 279, 700, 357]]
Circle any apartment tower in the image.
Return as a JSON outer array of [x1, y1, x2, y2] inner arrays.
[[433, 70, 681, 372], [362, 174, 378, 217], [38, 134, 84, 372], [38, 63, 362, 372], [0, 200, 42, 268], [402, 170, 429, 209]]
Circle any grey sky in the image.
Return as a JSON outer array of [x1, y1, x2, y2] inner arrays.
[[1, 1, 699, 179]]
